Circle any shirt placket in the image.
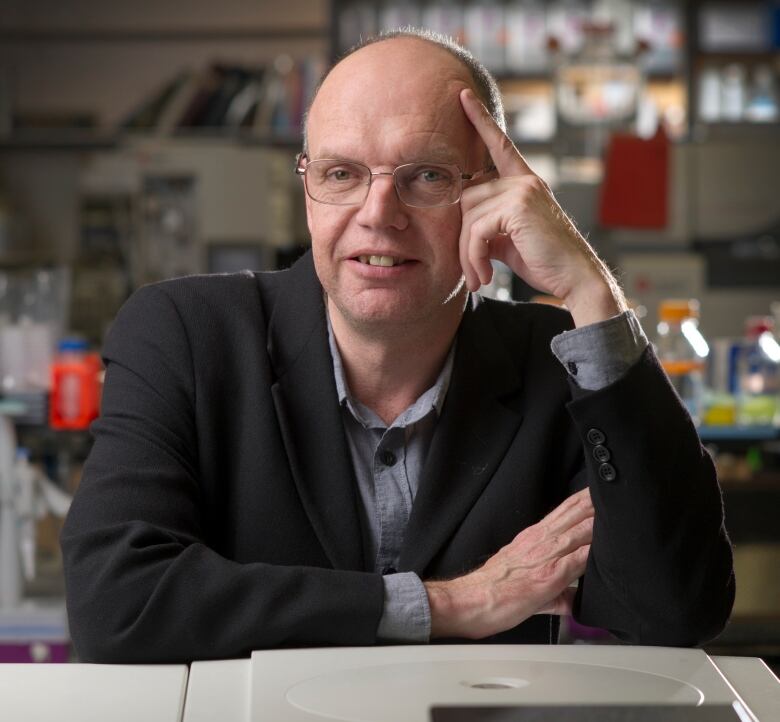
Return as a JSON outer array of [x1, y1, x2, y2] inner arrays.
[[373, 426, 411, 574]]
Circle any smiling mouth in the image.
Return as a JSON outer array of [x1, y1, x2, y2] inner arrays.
[[355, 255, 409, 267]]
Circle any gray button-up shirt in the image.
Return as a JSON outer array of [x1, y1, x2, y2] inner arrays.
[[327, 307, 648, 643]]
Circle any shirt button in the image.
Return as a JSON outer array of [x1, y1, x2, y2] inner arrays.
[[598, 463, 617, 482], [567, 361, 578, 376], [593, 444, 611, 463], [382, 566, 397, 575], [380, 450, 397, 467], [587, 428, 606, 445]]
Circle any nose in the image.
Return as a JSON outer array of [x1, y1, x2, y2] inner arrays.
[[355, 172, 409, 231]]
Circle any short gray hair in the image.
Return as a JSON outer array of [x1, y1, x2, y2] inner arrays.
[[302, 26, 506, 155]]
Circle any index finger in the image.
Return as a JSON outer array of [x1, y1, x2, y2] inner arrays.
[[542, 488, 593, 535], [460, 87, 534, 178]]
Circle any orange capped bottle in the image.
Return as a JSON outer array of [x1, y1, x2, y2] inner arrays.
[[655, 299, 710, 425], [49, 338, 102, 430]]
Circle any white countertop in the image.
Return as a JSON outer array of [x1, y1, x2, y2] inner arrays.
[[0, 662, 188, 722]]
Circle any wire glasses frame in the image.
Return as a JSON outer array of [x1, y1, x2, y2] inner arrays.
[[294, 152, 496, 208]]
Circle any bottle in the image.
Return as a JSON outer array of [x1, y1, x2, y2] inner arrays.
[[720, 63, 746, 121], [14, 448, 36, 583], [49, 338, 102, 430], [736, 317, 780, 426], [745, 65, 778, 123], [655, 299, 710, 425]]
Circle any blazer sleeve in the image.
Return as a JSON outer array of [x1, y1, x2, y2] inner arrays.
[[568, 346, 735, 646], [60, 284, 384, 664]]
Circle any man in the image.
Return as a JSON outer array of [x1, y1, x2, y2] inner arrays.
[[61, 31, 734, 663]]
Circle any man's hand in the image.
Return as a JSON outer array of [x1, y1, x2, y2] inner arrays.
[[425, 487, 593, 639], [458, 88, 626, 328]]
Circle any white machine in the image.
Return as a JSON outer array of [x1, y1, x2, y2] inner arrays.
[[183, 645, 780, 722]]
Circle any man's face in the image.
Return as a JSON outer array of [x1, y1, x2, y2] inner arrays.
[[304, 39, 487, 335]]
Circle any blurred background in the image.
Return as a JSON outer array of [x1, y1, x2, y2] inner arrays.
[[0, 0, 778, 668]]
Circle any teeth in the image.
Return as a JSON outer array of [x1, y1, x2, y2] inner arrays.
[[358, 255, 402, 267]]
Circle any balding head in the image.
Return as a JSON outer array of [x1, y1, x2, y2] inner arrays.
[[303, 30, 505, 155]]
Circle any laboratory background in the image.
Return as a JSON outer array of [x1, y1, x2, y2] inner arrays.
[[0, 0, 778, 674]]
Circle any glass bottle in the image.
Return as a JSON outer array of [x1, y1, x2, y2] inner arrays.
[[736, 316, 780, 426]]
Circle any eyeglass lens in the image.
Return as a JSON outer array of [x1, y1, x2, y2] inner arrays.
[[304, 160, 461, 207]]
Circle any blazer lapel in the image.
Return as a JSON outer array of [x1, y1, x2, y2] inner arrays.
[[399, 297, 527, 574], [268, 253, 365, 571]]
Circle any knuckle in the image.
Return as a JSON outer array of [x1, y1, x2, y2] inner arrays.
[[525, 175, 546, 193], [498, 133, 516, 157]]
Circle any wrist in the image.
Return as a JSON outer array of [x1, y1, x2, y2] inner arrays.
[[564, 276, 627, 329], [425, 576, 486, 639]]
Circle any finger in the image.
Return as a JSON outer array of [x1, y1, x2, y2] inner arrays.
[[459, 199, 508, 290], [534, 543, 590, 616], [535, 585, 577, 616], [460, 190, 525, 274], [542, 488, 593, 534], [460, 88, 534, 178], [552, 516, 593, 559], [459, 176, 514, 215], [559, 543, 591, 582]]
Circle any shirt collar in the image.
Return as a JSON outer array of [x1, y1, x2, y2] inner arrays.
[[326, 311, 455, 430]]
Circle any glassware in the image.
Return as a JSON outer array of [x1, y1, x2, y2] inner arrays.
[[736, 316, 780, 426], [655, 299, 710, 425]]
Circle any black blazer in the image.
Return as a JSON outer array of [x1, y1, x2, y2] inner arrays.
[[61, 252, 734, 663]]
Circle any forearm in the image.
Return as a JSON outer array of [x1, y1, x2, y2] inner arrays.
[[62, 512, 384, 662], [568, 346, 735, 644]]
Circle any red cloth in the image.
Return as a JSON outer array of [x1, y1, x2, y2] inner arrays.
[[598, 128, 669, 229]]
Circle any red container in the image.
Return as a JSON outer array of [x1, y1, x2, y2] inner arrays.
[[49, 339, 102, 430]]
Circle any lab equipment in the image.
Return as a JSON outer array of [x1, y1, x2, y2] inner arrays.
[[654, 299, 710, 424], [49, 338, 102, 430], [736, 316, 780, 425]]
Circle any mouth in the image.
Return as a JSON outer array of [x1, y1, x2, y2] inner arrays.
[[354, 255, 410, 268]]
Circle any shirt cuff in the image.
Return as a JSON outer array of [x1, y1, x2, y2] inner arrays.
[[376, 572, 431, 643], [550, 309, 649, 391]]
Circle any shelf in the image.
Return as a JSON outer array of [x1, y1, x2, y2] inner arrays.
[[698, 425, 780, 442], [0, 27, 326, 43], [721, 475, 780, 492], [0, 130, 118, 151], [0, 129, 305, 152]]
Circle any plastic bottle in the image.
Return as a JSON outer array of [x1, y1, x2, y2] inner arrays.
[[736, 317, 780, 426], [655, 299, 710, 425], [49, 338, 102, 430]]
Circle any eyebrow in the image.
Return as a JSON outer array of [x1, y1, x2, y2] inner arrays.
[[313, 146, 462, 165]]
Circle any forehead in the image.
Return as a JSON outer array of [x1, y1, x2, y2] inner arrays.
[[307, 39, 477, 163]]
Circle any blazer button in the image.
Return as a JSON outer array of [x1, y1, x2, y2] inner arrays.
[[593, 445, 611, 463], [598, 463, 617, 482], [587, 428, 606, 445]]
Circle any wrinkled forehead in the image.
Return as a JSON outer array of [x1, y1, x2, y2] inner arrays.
[[307, 39, 479, 162]]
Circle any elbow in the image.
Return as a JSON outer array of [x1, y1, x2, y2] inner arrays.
[[632, 567, 736, 648], [65, 587, 156, 664]]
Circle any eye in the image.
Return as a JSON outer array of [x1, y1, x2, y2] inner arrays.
[[419, 168, 446, 182], [407, 165, 456, 186], [326, 167, 356, 181]]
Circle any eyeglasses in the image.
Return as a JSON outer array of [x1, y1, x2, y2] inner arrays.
[[294, 153, 495, 208]]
